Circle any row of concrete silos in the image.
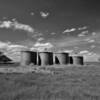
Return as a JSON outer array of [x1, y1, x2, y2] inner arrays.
[[21, 51, 37, 66], [20, 51, 84, 66]]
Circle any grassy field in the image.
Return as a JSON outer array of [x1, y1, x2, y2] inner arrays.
[[0, 64, 100, 100]]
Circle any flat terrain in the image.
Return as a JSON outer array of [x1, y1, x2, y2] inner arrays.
[[0, 63, 100, 100]]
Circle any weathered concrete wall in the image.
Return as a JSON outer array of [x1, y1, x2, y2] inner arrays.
[[38, 52, 53, 66], [54, 53, 69, 65], [72, 56, 84, 65], [20, 51, 38, 66]]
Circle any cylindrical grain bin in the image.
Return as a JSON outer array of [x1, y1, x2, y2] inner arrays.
[[38, 52, 53, 66], [20, 51, 32, 66], [20, 51, 38, 66], [72, 56, 84, 65], [30, 51, 38, 65], [54, 52, 69, 65], [69, 56, 73, 64]]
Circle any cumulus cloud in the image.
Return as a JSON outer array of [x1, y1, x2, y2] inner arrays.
[[79, 50, 89, 54], [7, 44, 28, 51], [78, 26, 87, 30], [79, 50, 98, 57], [0, 41, 11, 49], [0, 20, 34, 33], [8, 45, 25, 48], [79, 50, 100, 62], [32, 33, 43, 38], [85, 38, 95, 43], [37, 37, 45, 42], [11, 18, 17, 22], [0, 41, 29, 62], [90, 45, 96, 49], [88, 39, 95, 43], [78, 30, 89, 37], [40, 11, 49, 18], [63, 50, 73, 53], [50, 32, 56, 35], [63, 28, 76, 33], [55, 37, 84, 48], [78, 34, 85, 37], [30, 12, 35, 16], [6, 44, 28, 53], [31, 42, 53, 51], [34, 42, 53, 48], [0, 41, 28, 52], [92, 32, 96, 36]]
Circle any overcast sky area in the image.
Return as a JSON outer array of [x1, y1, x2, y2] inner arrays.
[[0, 0, 100, 57]]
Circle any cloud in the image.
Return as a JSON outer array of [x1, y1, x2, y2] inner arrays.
[[79, 50, 100, 62], [85, 38, 95, 43], [30, 12, 35, 16], [54, 37, 85, 48], [0, 42, 8, 48], [37, 37, 45, 42], [40, 11, 49, 18], [63, 28, 76, 33], [0, 20, 34, 33], [31, 42, 53, 51], [90, 45, 96, 49], [0, 41, 28, 52], [34, 42, 53, 48], [88, 39, 95, 43], [11, 18, 17, 22], [78, 30, 89, 37], [79, 50, 89, 54], [0, 41, 29, 62], [0, 41, 12, 49], [63, 50, 73, 53], [31, 33, 43, 38], [52, 34, 97, 50], [50, 32, 56, 35], [78, 26, 87, 30], [7, 44, 28, 51], [92, 32, 96, 36]]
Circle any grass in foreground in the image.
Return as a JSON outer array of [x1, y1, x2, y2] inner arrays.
[[0, 65, 100, 100]]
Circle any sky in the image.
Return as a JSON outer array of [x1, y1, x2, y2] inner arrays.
[[0, 0, 100, 58]]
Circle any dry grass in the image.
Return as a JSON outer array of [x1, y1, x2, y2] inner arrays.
[[0, 64, 100, 100]]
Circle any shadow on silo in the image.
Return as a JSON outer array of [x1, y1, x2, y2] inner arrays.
[[69, 56, 73, 64], [38, 52, 53, 66], [54, 53, 69, 65], [20, 51, 38, 66], [55, 56, 60, 64], [31, 52, 37, 65], [71, 56, 84, 65]]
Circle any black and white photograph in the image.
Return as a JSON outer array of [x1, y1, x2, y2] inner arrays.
[[0, 0, 100, 100]]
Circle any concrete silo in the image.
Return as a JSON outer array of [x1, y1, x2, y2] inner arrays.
[[69, 56, 73, 64], [20, 51, 38, 66], [54, 52, 69, 65], [30, 51, 38, 65], [38, 52, 53, 66], [72, 56, 84, 65]]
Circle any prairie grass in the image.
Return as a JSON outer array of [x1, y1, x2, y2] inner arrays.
[[0, 64, 100, 100]]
